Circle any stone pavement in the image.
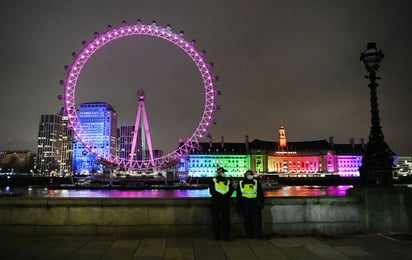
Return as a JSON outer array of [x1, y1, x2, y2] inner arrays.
[[0, 233, 411, 260]]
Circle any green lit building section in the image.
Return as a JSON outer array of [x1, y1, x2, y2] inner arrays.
[[182, 154, 250, 177]]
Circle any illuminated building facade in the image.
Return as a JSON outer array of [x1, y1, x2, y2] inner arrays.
[[266, 138, 364, 177], [37, 112, 72, 175], [178, 137, 250, 177], [72, 102, 117, 174], [37, 114, 64, 175], [178, 126, 366, 178], [59, 109, 73, 175], [395, 156, 412, 177], [119, 125, 137, 161]]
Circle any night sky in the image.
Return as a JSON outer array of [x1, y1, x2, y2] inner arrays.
[[1, 0, 411, 156]]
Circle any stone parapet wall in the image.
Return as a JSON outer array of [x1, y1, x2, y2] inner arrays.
[[0, 196, 364, 237], [265, 197, 362, 235], [347, 187, 412, 234]]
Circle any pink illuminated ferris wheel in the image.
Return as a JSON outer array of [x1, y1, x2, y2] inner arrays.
[[60, 20, 218, 170]]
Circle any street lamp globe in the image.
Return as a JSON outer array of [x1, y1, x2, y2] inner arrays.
[[360, 42, 384, 73]]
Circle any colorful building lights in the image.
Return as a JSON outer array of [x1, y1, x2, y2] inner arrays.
[[178, 126, 367, 178]]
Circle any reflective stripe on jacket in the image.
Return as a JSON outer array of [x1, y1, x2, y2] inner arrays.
[[213, 178, 230, 195], [239, 179, 258, 198]]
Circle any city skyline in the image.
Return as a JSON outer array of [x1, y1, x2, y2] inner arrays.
[[1, 1, 411, 156]]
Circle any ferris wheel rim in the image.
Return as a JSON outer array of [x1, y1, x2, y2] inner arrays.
[[62, 21, 217, 170]]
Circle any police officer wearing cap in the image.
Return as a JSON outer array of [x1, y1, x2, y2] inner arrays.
[[236, 170, 264, 239], [209, 167, 234, 241]]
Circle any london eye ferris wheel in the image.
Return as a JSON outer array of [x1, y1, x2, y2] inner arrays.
[[59, 20, 219, 170]]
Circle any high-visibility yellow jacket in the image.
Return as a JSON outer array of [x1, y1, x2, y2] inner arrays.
[[213, 177, 230, 195], [239, 179, 258, 198]]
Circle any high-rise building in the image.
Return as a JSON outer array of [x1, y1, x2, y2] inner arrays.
[[60, 110, 73, 176], [37, 114, 63, 175], [119, 125, 138, 161], [37, 112, 73, 176], [72, 102, 117, 174]]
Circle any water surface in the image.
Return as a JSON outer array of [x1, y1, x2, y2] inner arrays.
[[1, 185, 353, 198]]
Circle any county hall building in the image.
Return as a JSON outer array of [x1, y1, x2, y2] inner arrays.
[[177, 125, 365, 178]]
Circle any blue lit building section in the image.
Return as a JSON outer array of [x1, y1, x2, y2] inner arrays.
[[72, 102, 117, 174]]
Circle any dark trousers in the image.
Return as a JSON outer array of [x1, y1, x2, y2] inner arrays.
[[241, 198, 263, 238], [211, 199, 231, 239]]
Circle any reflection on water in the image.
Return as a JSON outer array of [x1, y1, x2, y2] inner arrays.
[[32, 188, 213, 198], [2, 185, 353, 198], [264, 185, 351, 197]]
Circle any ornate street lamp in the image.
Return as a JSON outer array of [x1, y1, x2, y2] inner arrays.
[[359, 42, 394, 187]]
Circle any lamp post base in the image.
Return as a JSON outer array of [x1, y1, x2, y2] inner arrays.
[[359, 141, 394, 187]]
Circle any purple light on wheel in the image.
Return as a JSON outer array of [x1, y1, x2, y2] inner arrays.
[[62, 21, 218, 170]]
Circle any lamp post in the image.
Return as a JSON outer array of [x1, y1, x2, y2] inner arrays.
[[359, 42, 394, 187]]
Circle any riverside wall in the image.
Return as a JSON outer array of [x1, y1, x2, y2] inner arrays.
[[347, 187, 412, 234], [0, 187, 410, 237]]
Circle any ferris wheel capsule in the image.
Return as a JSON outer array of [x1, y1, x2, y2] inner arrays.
[[166, 24, 171, 30], [82, 41, 88, 47], [152, 20, 157, 26], [59, 80, 66, 85], [64, 65, 70, 71], [136, 19, 142, 25], [190, 39, 196, 46], [179, 31, 184, 37], [57, 95, 64, 101]]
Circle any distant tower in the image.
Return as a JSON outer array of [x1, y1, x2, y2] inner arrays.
[[130, 90, 154, 167], [278, 124, 287, 148]]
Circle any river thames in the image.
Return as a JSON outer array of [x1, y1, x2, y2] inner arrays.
[[1, 185, 353, 198]]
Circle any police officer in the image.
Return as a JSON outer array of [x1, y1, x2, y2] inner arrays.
[[236, 170, 264, 239], [209, 167, 234, 241]]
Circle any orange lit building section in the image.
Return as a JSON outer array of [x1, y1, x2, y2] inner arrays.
[[268, 125, 341, 176], [278, 124, 287, 148]]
